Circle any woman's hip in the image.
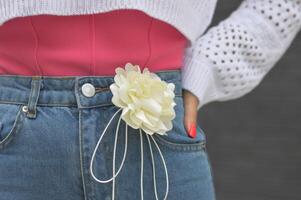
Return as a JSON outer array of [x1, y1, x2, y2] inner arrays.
[[0, 70, 215, 200]]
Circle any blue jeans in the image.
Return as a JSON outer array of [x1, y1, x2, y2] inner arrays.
[[0, 69, 216, 200]]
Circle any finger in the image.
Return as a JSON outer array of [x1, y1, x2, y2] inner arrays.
[[182, 89, 199, 138]]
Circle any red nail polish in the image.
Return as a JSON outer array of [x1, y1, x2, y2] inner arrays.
[[188, 123, 196, 138]]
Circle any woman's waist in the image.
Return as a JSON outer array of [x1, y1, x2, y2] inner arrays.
[[0, 10, 188, 76], [0, 60, 183, 76], [0, 69, 182, 108]]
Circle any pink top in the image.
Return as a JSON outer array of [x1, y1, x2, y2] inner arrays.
[[0, 9, 188, 76]]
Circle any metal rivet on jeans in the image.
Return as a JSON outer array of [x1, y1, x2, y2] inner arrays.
[[22, 105, 29, 113]]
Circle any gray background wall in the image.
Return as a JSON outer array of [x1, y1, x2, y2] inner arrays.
[[198, 1, 301, 200]]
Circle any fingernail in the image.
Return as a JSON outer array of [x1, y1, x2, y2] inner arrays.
[[188, 123, 196, 138]]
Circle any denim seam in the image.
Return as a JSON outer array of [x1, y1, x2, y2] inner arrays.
[[74, 78, 82, 109], [0, 101, 79, 107], [26, 79, 36, 110], [80, 109, 97, 200], [0, 93, 182, 108], [27, 78, 42, 118], [0, 105, 24, 150], [204, 150, 217, 200], [79, 110, 88, 200], [0, 69, 181, 79], [153, 134, 206, 152]]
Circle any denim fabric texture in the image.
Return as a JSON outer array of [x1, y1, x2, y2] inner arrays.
[[0, 69, 216, 200]]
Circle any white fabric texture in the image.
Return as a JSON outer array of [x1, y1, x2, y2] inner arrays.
[[0, 0, 300, 110], [182, 0, 301, 109]]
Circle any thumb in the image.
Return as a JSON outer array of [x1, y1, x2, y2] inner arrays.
[[182, 89, 199, 138]]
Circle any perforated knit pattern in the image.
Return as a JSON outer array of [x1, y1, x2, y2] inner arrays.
[[243, 0, 301, 38], [182, 0, 301, 109]]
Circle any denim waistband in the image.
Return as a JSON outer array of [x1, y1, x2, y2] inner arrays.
[[0, 69, 182, 109]]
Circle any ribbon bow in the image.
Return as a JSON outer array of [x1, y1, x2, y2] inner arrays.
[[90, 63, 177, 200]]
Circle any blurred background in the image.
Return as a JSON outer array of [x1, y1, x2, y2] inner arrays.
[[198, 1, 301, 200]]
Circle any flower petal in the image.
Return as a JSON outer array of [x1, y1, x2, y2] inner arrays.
[[140, 98, 162, 115]]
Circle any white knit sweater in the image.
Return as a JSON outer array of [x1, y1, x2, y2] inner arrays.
[[0, 0, 300, 110]]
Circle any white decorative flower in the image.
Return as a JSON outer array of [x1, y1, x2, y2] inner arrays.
[[109, 62, 177, 135]]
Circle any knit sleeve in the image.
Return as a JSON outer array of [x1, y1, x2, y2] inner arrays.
[[181, 0, 301, 110]]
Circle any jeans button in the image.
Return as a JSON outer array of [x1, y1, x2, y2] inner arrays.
[[81, 83, 95, 97]]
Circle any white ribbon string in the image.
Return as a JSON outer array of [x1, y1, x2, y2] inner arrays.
[[89, 107, 169, 200], [146, 134, 169, 200], [139, 128, 144, 200]]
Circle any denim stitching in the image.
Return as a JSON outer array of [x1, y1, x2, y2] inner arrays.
[[153, 134, 206, 152], [0, 105, 24, 150], [79, 110, 88, 200]]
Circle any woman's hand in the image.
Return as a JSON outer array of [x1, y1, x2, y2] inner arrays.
[[182, 89, 199, 138]]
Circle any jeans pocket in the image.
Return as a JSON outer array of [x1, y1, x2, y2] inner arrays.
[[0, 103, 25, 150], [152, 96, 206, 152]]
